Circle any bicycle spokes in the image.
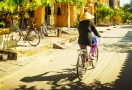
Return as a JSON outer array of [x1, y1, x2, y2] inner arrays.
[[76, 53, 87, 80], [27, 30, 40, 46]]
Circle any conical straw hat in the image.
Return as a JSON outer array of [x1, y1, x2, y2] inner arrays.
[[80, 12, 95, 21]]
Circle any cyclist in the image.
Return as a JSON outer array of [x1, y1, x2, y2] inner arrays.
[[78, 10, 101, 60]]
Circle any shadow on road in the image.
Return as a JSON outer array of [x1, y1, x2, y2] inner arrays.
[[16, 31, 132, 89], [101, 31, 132, 53], [14, 85, 44, 90], [19, 67, 114, 90], [18, 48, 132, 90], [120, 25, 132, 29]]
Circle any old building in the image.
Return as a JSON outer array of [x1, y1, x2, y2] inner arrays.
[[28, 0, 121, 29]]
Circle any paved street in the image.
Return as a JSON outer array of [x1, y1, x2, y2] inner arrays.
[[0, 25, 132, 90]]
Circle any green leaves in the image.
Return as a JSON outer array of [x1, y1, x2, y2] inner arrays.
[[55, 0, 87, 8], [13, 0, 25, 5], [73, 0, 87, 8], [95, 2, 123, 23], [41, 0, 50, 6], [0, 0, 87, 18], [30, 0, 42, 10]]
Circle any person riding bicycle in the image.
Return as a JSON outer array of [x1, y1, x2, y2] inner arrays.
[[78, 10, 101, 60]]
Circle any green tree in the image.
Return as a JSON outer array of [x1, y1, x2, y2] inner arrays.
[[121, 1, 132, 23], [95, 2, 113, 24], [0, 0, 87, 18]]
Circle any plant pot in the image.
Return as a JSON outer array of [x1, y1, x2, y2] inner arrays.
[[2, 54, 8, 60], [8, 53, 13, 60], [8, 52, 17, 60]]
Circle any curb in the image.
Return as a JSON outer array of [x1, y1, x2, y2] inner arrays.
[[0, 35, 78, 60]]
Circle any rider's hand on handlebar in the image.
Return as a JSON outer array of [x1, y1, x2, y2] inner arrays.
[[98, 35, 101, 38]]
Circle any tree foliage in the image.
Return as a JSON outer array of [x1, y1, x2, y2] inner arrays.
[[0, 0, 87, 18], [95, 1, 132, 25], [95, 2, 113, 23], [121, 1, 132, 23]]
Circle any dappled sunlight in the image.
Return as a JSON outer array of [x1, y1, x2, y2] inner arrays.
[[14, 85, 44, 90], [13, 27, 132, 90], [120, 25, 132, 29], [99, 42, 132, 53]]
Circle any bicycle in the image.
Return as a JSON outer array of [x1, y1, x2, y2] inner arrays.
[[76, 41, 99, 80], [16, 26, 40, 46], [39, 22, 48, 38], [10, 18, 40, 46]]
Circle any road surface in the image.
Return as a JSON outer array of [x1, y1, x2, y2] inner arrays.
[[0, 25, 132, 90]]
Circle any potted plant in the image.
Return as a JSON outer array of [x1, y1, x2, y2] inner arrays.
[[0, 21, 10, 34], [0, 21, 5, 28], [0, 21, 5, 34]]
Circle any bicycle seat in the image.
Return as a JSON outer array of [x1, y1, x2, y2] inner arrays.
[[27, 26, 30, 28], [77, 49, 87, 52], [41, 24, 44, 26]]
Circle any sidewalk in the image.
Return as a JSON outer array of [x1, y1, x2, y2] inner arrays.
[[0, 26, 118, 79]]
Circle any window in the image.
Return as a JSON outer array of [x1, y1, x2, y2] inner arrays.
[[28, 10, 35, 17]]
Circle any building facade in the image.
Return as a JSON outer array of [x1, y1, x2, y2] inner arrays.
[[28, 0, 121, 29], [28, 2, 74, 29], [109, 0, 120, 8]]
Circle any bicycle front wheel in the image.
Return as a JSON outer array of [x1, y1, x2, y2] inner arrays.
[[76, 53, 86, 80], [42, 26, 48, 37], [27, 30, 40, 46], [92, 47, 98, 68], [15, 30, 22, 42]]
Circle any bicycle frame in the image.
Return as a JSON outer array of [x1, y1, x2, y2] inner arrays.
[[18, 26, 31, 41], [40, 22, 48, 37], [76, 38, 100, 80]]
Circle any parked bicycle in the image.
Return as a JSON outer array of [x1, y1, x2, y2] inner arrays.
[[76, 38, 99, 80], [39, 22, 48, 38], [16, 26, 40, 46], [11, 19, 40, 46]]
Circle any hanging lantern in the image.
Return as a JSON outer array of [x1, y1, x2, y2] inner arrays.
[[57, 7, 61, 15], [57, 3, 61, 15], [47, 5, 51, 15]]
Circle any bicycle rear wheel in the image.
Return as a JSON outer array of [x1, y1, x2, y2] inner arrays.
[[76, 53, 87, 80], [36, 29, 44, 39], [27, 30, 40, 46], [92, 47, 98, 68]]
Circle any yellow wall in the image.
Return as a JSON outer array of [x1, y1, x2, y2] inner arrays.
[[54, 3, 74, 27], [83, 3, 95, 22], [54, 3, 67, 27], [28, 6, 45, 29], [35, 6, 45, 29], [29, 3, 76, 28], [99, 0, 109, 5], [32, 0, 121, 28], [80, 7, 84, 16]]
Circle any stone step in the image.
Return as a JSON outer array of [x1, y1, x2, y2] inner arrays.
[[0, 35, 78, 60]]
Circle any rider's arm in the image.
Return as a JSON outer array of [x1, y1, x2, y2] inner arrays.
[[90, 22, 101, 37]]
